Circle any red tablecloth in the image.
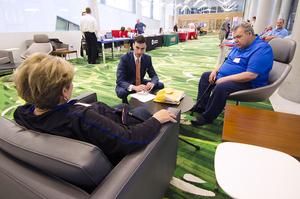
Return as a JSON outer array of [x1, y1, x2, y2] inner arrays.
[[178, 33, 188, 42], [189, 31, 197, 40]]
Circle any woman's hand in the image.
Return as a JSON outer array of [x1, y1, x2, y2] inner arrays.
[[153, 109, 177, 124]]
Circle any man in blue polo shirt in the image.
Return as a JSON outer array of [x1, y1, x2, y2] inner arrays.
[[135, 19, 146, 34], [191, 22, 273, 126], [265, 19, 288, 42]]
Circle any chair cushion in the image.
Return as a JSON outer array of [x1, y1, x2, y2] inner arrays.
[[269, 38, 296, 64], [0, 57, 10, 65], [34, 34, 50, 43], [0, 116, 113, 193]]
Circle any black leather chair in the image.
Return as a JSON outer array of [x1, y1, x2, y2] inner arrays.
[[0, 92, 180, 199]]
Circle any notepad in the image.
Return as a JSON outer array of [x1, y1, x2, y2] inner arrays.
[[131, 92, 156, 102]]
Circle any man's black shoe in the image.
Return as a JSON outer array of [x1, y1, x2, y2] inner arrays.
[[91, 61, 100, 64], [191, 115, 213, 126], [189, 105, 205, 114]]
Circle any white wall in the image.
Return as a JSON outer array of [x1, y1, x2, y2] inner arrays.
[[0, 0, 88, 33]]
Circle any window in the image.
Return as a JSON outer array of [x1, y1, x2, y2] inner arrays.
[[105, 0, 134, 12], [55, 16, 79, 31]]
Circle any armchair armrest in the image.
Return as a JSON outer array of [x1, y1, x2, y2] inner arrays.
[[71, 92, 98, 103], [90, 107, 181, 199]]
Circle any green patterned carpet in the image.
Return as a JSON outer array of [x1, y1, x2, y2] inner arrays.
[[0, 35, 273, 198]]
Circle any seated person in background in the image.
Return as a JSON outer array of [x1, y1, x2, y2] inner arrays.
[[260, 25, 272, 41], [13, 53, 176, 166], [115, 35, 164, 104], [191, 22, 273, 126], [120, 26, 128, 37], [265, 19, 288, 42], [200, 27, 204, 35], [159, 27, 164, 34], [127, 27, 133, 37]]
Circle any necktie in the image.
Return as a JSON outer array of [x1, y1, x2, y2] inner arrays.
[[135, 58, 141, 86]]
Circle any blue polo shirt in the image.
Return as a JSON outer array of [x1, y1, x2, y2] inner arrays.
[[267, 27, 288, 38], [217, 35, 274, 88], [135, 22, 146, 34]]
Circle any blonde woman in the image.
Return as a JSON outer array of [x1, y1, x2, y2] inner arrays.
[[13, 53, 176, 166]]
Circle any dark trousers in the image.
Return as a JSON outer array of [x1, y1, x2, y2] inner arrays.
[[196, 72, 252, 120], [225, 31, 230, 39], [84, 32, 97, 63], [112, 104, 151, 121], [115, 80, 164, 102]]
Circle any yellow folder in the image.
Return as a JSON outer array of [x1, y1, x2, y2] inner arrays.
[[154, 88, 185, 105]]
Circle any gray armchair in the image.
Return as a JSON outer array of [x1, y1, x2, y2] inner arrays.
[[0, 92, 180, 199], [21, 34, 53, 59], [0, 50, 21, 75], [227, 38, 296, 104]]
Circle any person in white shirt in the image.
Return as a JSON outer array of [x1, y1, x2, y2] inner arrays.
[[80, 7, 99, 64]]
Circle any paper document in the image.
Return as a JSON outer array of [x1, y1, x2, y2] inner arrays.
[[131, 92, 156, 102]]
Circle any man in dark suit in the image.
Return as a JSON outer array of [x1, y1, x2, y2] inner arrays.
[[115, 35, 164, 104]]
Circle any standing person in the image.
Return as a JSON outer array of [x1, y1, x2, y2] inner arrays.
[[265, 19, 288, 42], [219, 17, 229, 45], [80, 7, 99, 64], [135, 19, 146, 34], [115, 35, 164, 104], [80, 11, 87, 57], [225, 19, 231, 39], [251, 16, 256, 27], [191, 22, 273, 126], [195, 22, 199, 35], [173, 23, 178, 32]]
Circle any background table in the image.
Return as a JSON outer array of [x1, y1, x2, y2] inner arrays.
[[215, 142, 300, 199], [96, 38, 134, 64], [222, 104, 300, 161], [177, 33, 189, 42], [52, 50, 78, 63], [129, 93, 194, 115], [145, 35, 163, 51], [188, 31, 197, 40], [162, 34, 179, 47]]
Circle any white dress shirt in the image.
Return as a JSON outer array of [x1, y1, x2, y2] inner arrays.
[[79, 14, 98, 38]]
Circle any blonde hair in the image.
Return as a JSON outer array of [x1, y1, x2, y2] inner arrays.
[[13, 53, 74, 109]]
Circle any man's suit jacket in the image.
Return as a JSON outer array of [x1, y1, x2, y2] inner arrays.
[[116, 51, 159, 90]]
